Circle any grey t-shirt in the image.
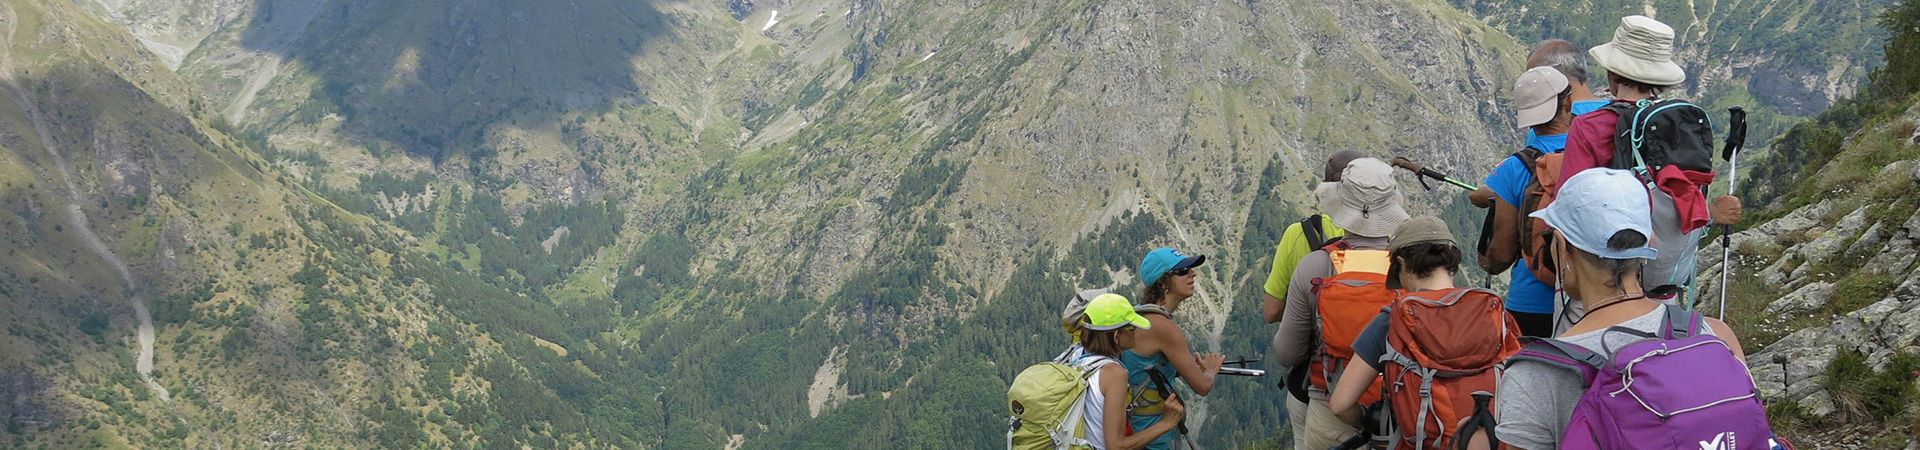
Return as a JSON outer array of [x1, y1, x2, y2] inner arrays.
[[1495, 304, 1715, 450]]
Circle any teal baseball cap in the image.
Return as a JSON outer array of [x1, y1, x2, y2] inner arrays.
[[1139, 247, 1205, 286]]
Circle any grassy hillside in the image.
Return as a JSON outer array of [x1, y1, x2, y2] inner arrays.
[[0, 1, 677, 447]]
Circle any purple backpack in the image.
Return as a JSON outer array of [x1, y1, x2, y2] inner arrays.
[[1508, 307, 1774, 450]]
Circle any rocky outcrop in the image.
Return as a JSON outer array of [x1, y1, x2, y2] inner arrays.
[[1712, 203, 1920, 415], [0, 371, 62, 433], [1705, 154, 1920, 423]]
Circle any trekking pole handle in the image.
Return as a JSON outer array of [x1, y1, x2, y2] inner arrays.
[[1392, 157, 1479, 190], [1391, 156, 1424, 173], [1722, 107, 1747, 162]]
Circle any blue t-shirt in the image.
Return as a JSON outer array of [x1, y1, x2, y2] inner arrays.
[[1483, 133, 1568, 314]]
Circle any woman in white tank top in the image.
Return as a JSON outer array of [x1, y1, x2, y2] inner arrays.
[[1075, 293, 1185, 449]]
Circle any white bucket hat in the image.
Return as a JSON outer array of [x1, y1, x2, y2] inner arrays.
[[1318, 158, 1409, 238], [1589, 15, 1686, 86]]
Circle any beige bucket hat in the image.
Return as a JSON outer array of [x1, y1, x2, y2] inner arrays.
[[1318, 158, 1409, 238], [1589, 15, 1686, 86]]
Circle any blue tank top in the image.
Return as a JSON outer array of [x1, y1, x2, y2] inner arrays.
[[1122, 349, 1180, 450]]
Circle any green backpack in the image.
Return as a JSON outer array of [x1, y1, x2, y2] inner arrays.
[[1006, 355, 1117, 450]]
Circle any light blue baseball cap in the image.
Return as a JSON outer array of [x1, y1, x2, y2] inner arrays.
[[1529, 168, 1659, 260], [1139, 247, 1206, 286]]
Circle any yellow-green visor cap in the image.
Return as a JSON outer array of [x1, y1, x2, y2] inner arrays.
[[1082, 293, 1151, 331]]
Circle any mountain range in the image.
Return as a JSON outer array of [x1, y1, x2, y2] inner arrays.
[[0, 0, 1909, 447]]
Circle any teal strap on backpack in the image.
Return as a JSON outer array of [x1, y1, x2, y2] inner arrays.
[[1624, 99, 1714, 187]]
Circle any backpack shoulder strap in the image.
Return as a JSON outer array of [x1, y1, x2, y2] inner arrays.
[[1301, 214, 1327, 250], [1136, 361, 1194, 442], [1600, 100, 1636, 116], [1074, 356, 1118, 378], [1506, 338, 1605, 386], [1135, 303, 1172, 318], [1515, 146, 1543, 164], [1659, 305, 1705, 340]]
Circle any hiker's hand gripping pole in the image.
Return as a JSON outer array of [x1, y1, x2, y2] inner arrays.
[[1717, 107, 1748, 320], [1392, 157, 1479, 191]]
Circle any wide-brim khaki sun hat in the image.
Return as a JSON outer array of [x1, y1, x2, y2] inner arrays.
[[1318, 158, 1409, 238], [1589, 15, 1686, 86]]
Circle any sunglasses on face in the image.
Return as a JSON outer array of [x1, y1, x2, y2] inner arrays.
[[1168, 267, 1194, 277]]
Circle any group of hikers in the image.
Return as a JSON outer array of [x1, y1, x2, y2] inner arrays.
[[1010, 15, 1788, 450]]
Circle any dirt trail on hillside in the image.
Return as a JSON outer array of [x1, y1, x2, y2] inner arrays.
[[0, 5, 170, 401]]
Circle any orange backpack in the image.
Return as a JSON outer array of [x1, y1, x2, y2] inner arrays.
[[1379, 288, 1522, 449], [1516, 148, 1565, 284], [1308, 241, 1394, 405]]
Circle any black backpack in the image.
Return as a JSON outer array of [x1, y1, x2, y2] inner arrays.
[[1603, 99, 1715, 181]]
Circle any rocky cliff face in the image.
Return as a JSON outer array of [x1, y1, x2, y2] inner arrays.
[[1700, 99, 1920, 447]]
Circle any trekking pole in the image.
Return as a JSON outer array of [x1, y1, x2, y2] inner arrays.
[[1391, 157, 1479, 191], [1717, 107, 1747, 320]]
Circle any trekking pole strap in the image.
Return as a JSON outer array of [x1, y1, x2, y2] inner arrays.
[[1143, 364, 1189, 435], [1453, 392, 1500, 450]]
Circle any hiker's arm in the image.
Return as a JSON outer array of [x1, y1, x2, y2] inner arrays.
[[1329, 356, 1378, 425], [1102, 365, 1181, 450], [1463, 426, 1492, 450], [1493, 362, 1564, 450], [1273, 253, 1326, 367], [1152, 315, 1221, 396], [1479, 199, 1522, 273], [1469, 186, 1497, 208], [1263, 225, 1307, 323], [1261, 293, 1284, 324]]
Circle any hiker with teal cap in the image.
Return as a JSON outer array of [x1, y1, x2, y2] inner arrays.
[[1124, 247, 1223, 450]]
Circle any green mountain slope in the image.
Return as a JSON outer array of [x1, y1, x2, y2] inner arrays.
[[1, 1, 671, 447]]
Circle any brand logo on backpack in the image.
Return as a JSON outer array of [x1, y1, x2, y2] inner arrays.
[[1699, 431, 1735, 450]]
